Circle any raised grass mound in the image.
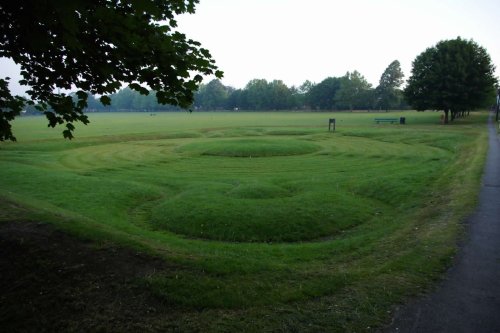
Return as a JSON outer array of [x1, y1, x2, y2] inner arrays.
[[149, 181, 375, 243], [178, 138, 320, 157]]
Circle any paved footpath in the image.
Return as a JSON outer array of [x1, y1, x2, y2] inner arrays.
[[384, 114, 500, 333]]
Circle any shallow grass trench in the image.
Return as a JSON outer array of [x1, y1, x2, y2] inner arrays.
[[0, 111, 488, 331]]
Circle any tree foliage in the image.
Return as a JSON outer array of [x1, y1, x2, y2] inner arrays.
[[335, 71, 372, 110], [212, 79, 297, 111], [192, 72, 406, 111], [405, 37, 497, 123], [194, 79, 230, 110], [41, 68, 412, 113], [376, 60, 404, 110], [0, 0, 221, 140], [307, 77, 342, 110]]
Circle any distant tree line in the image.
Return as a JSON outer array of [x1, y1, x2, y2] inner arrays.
[[194, 62, 407, 111], [61, 39, 494, 120], [22, 60, 408, 114], [194, 60, 407, 111], [23, 87, 182, 114]]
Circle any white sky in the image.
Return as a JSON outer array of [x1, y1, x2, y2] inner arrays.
[[176, 0, 500, 88], [1, 0, 499, 94]]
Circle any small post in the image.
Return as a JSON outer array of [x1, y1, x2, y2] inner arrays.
[[328, 118, 336, 132]]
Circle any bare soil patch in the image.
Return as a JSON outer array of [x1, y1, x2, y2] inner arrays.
[[0, 221, 183, 332]]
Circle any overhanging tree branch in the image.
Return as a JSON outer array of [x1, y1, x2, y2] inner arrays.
[[0, 0, 222, 141]]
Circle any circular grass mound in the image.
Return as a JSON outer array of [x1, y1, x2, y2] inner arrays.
[[149, 182, 375, 243], [178, 139, 320, 157], [227, 183, 293, 199]]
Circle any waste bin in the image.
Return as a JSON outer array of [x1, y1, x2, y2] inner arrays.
[[400, 117, 406, 125]]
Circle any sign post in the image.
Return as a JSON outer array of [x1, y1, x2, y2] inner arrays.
[[329, 118, 336, 132]]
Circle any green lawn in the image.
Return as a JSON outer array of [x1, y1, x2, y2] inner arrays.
[[0, 111, 488, 331]]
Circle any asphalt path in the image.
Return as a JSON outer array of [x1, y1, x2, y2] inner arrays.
[[384, 113, 500, 333]]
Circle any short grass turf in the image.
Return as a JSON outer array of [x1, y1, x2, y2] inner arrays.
[[0, 111, 488, 332]]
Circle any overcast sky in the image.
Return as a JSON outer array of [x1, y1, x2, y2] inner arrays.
[[176, 0, 500, 88], [1, 0, 499, 95]]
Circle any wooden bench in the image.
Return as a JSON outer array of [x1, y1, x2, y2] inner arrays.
[[374, 118, 399, 124]]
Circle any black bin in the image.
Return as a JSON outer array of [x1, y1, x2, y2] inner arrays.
[[400, 117, 406, 125]]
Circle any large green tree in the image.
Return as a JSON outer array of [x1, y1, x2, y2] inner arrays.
[[335, 71, 372, 110], [194, 79, 230, 110], [268, 80, 293, 110], [244, 79, 271, 110], [376, 60, 404, 110], [306, 77, 342, 110], [0, 0, 221, 140], [405, 37, 496, 123]]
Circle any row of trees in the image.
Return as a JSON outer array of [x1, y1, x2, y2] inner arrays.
[[19, 37, 498, 131], [80, 38, 497, 124], [75, 60, 407, 112]]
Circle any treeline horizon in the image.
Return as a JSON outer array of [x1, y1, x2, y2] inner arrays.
[[24, 61, 410, 113]]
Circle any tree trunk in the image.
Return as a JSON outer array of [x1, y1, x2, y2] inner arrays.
[[451, 110, 456, 121], [444, 109, 449, 124]]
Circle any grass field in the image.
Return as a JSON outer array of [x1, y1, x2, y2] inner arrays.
[[0, 111, 488, 331]]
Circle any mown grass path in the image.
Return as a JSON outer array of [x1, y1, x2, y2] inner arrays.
[[385, 113, 500, 333]]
